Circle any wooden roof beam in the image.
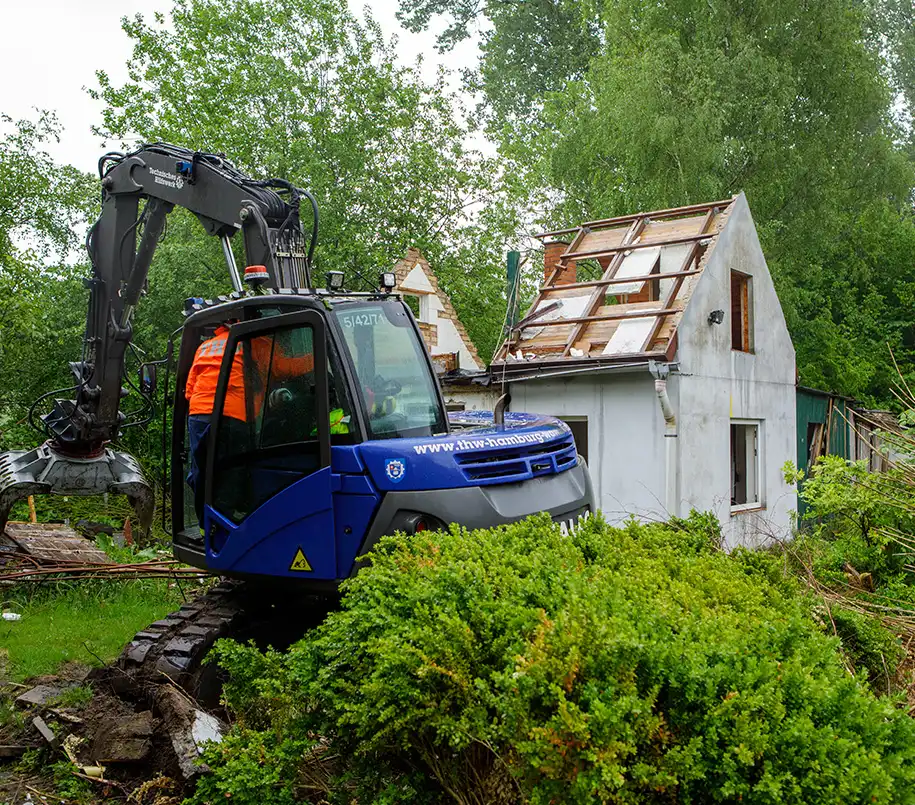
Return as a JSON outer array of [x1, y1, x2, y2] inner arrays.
[[535, 197, 734, 239], [563, 232, 714, 261], [638, 206, 719, 354], [539, 268, 701, 292], [560, 216, 647, 356], [528, 308, 680, 328]]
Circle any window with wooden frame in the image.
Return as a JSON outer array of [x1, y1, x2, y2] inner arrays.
[[730, 270, 753, 352], [730, 421, 761, 512]]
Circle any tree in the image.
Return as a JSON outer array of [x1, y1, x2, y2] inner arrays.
[[90, 0, 506, 359], [0, 113, 96, 449], [401, 0, 915, 401]]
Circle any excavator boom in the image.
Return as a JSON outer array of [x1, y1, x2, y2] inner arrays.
[[0, 144, 317, 535]]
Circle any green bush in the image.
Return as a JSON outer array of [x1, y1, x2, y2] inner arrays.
[[829, 605, 905, 686], [799, 456, 915, 586], [194, 514, 915, 804]]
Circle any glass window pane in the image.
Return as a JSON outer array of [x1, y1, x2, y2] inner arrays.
[[211, 323, 321, 522], [334, 303, 445, 439]]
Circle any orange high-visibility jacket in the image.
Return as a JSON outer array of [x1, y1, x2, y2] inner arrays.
[[186, 325, 314, 420]]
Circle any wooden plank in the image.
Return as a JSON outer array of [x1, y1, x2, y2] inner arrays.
[[3, 522, 110, 564], [564, 231, 713, 261], [650, 311, 678, 351], [530, 308, 680, 327], [639, 215, 717, 241], [539, 285, 606, 299], [535, 198, 734, 239], [494, 350, 670, 369], [568, 226, 629, 257], [561, 216, 646, 356], [539, 268, 701, 292], [519, 326, 578, 348], [638, 207, 718, 354], [588, 300, 684, 342]]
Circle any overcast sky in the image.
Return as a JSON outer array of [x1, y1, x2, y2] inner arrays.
[[0, 0, 478, 173]]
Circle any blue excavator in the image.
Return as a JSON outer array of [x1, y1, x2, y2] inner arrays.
[[0, 144, 593, 694]]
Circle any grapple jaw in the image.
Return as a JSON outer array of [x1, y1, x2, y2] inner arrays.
[[0, 442, 154, 538]]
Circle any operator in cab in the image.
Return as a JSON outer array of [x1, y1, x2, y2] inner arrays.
[[184, 321, 315, 523]]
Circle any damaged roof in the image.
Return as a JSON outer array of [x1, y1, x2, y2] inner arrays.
[[493, 197, 737, 376]]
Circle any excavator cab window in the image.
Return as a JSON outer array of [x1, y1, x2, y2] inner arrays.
[[334, 302, 445, 439], [238, 306, 354, 443], [206, 310, 330, 524]]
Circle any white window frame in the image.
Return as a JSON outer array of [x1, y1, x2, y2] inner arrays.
[[419, 293, 434, 323], [730, 419, 763, 514], [558, 416, 589, 465]]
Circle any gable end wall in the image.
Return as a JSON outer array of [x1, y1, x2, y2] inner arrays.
[[675, 193, 797, 547], [393, 248, 483, 372]]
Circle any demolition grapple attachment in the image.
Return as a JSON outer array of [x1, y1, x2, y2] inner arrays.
[[0, 442, 155, 537]]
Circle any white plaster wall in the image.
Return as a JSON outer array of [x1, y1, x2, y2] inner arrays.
[[675, 194, 797, 548], [400, 263, 482, 371], [509, 372, 667, 523], [441, 385, 499, 412]]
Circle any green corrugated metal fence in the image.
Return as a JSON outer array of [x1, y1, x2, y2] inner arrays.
[[796, 387, 854, 516]]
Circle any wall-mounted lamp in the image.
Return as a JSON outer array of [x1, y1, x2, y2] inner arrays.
[[708, 309, 725, 325]]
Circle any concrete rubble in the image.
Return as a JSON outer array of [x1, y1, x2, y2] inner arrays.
[[156, 686, 224, 779]]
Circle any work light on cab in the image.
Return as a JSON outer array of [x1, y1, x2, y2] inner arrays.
[[244, 264, 269, 288], [326, 270, 344, 291]]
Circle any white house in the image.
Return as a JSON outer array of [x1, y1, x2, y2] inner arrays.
[[393, 248, 497, 413], [491, 194, 797, 548]]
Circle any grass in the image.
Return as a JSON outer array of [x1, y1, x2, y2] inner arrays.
[[1, 580, 184, 681], [51, 684, 93, 709], [0, 692, 25, 732]]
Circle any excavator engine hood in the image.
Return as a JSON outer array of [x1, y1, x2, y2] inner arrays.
[[358, 412, 580, 493]]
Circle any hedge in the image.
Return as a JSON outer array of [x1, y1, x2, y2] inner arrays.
[[190, 513, 915, 804]]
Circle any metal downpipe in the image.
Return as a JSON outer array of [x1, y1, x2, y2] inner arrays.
[[649, 361, 678, 518]]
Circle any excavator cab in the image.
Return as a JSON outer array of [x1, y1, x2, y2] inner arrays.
[[169, 293, 455, 585]]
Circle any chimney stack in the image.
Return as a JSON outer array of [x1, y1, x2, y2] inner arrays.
[[543, 241, 577, 287]]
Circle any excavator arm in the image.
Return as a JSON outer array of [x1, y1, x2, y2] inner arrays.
[[0, 143, 317, 536]]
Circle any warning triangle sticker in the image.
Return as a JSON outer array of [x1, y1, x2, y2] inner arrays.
[[289, 547, 313, 573]]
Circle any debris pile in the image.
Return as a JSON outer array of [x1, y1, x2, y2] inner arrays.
[[0, 519, 222, 799], [0, 521, 206, 583], [2, 663, 225, 799]]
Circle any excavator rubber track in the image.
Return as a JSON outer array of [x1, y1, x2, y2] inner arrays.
[[105, 581, 246, 705], [103, 580, 336, 707]]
